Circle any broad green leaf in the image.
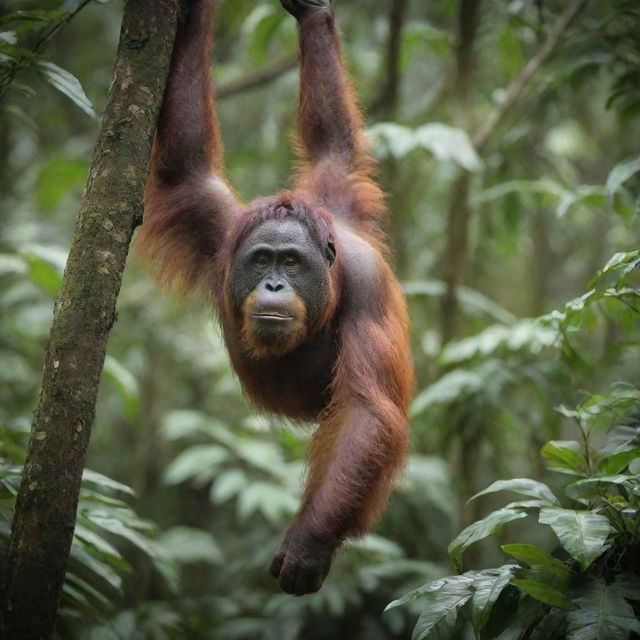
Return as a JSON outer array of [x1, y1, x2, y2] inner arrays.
[[440, 320, 558, 365], [82, 469, 135, 496], [102, 356, 139, 421], [469, 566, 516, 633], [567, 577, 640, 640], [211, 469, 249, 504], [541, 441, 587, 475], [87, 514, 155, 555], [600, 449, 640, 475], [158, 526, 223, 564], [414, 123, 481, 172], [412, 580, 473, 640], [388, 577, 473, 639], [565, 475, 638, 504], [599, 425, 640, 474], [161, 409, 233, 445], [19, 243, 67, 295], [73, 524, 131, 573], [501, 544, 572, 586], [369, 122, 481, 171], [368, 122, 418, 159], [606, 156, 640, 201], [511, 578, 577, 610], [37, 61, 96, 118], [448, 506, 530, 572], [471, 478, 559, 506], [65, 572, 111, 608], [411, 368, 486, 415], [237, 482, 298, 524], [69, 544, 124, 592], [386, 574, 473, 611], [163, 445, 229, 486], [539, 508, 611, 569]]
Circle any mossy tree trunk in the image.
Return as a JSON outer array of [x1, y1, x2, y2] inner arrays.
[[0, 1, 177, 638]]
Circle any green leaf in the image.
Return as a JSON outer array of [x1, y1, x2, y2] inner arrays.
[[469, 566, 517, 633], [538, 508, 611, 570], [599, 425, 640, 473], [511, 578, 578, 610], [567, 577, 640, 640], [414, 123, 481, 172], [369, 122, 481, 171], [86, 513, 156, 559], [19, 243, 67, 295], [448, 506, 530, 572], [541, 441, 588, 475], [388, 576, 473, 639], [37, 61, 95, 118], [411, 369, 482, 415], [162, 445, 229, 486], [601, 449, 640, 475], [412, 580, 473, 640], [501, 544, 572, 586], [102, 356, 139, 421], [606, 155, 640, 201], [236, 481, 298, 524], [565, 475, 638, 504], [82, 469, 135, 496], [471, 478, 559, 506], [386, 574, 473, 611], [158, 526, 223, 564]]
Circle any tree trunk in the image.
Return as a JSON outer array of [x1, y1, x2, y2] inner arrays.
[[0, 1, 176, 638]]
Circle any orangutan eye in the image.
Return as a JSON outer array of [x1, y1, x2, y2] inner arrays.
[[254, 253, 270, 266], [283, 256, 299, 267]]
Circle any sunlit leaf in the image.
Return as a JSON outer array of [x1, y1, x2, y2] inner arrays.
[[565, 475, 639, 504], [163, 445, 229, 486], [606, 155, 640, 202], [37, 60, 95, 118], [158, 526, 223, 564], [469, 565, 517, 633], [541, 441, 588, 476], [471, 478, 559, 506], [82, 469, 135, 496], [538, 508, 611, 569], [448, 506, 531, 572]]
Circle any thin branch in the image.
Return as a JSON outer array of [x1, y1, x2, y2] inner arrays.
[[472, 0, 588, 152], [0, 1, 93, 101], [217, 55, 297, 99]]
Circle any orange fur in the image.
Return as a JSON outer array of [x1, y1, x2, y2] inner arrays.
[[135, 0, 414, 595]]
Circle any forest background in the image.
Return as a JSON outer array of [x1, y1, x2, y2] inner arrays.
[[0, 0, 639, 638]]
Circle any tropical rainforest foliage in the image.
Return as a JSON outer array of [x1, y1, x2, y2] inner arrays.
[[0, 0, 639, 638]]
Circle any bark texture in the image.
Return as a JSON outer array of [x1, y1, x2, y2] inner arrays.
[[0, 1, 176, 638]]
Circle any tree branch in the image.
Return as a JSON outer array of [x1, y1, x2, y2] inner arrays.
[[473, 0, 588, 152], [0, 1, 177, 637], [217, 55, 297, 99], [440, 0, 588, 343]]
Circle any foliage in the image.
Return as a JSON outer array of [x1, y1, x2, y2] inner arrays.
[[1, 0, 640, 638], [390, 251, 640, 639]]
